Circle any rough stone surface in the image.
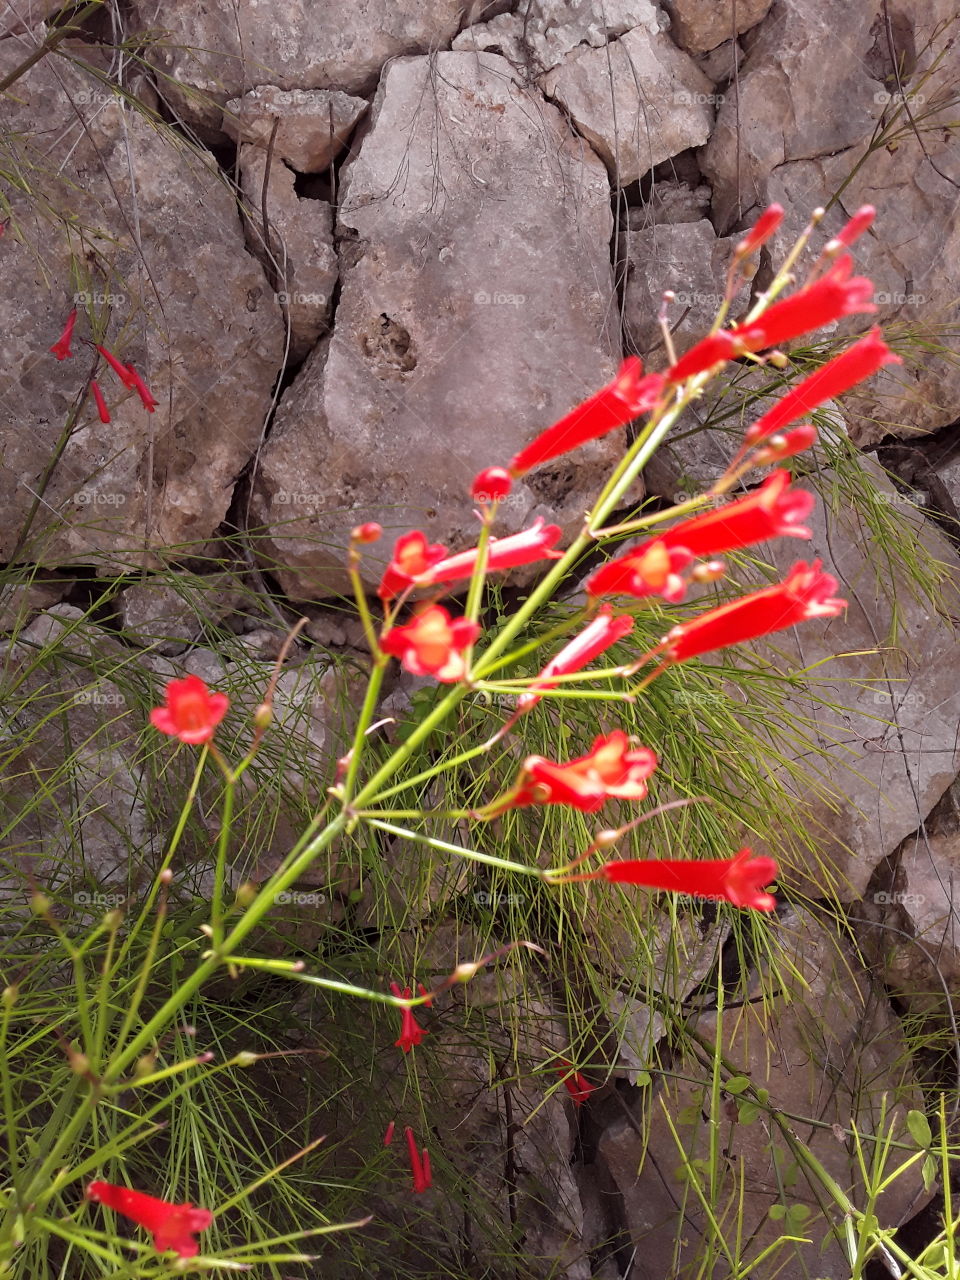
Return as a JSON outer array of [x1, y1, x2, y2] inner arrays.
[[542, 24, 716, 186], [701, 0, 886, 230], [132, 0, 466, 129], [754, 457, 960, 899], [599, 909, 928, 1280], [453, 0, 661, 73], [0, 45, 283, 570], [252, 52, 622, 600], [663, 0, 772, 54], [622, 217, 752, 358], [222, 85, 368, 172], [239, 146, 339, 362], [118, 574, 244, 654]]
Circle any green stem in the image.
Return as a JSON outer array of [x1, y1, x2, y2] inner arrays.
[[341, 658, 388, 807]]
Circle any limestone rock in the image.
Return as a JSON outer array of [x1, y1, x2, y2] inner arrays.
[[0, 577, 68, 632], [222, 85, 368, 172], [118, 574, 244, 654], [239, 146, 338, 362], [0, 45, 283, 570], [132, 0, 466, 130], [453, 0, 662, 74], [599, 908, 928, 1280], [701, 0, 886, 230], [663, 0, 772, 54], [622, 217, 752, 358], [252, 52, 622, 600], [542, 25, 716, 186]]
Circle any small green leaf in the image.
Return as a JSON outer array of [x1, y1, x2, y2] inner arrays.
[[768, 1204, 787, 1221], [633, 1071, 652, 1088], [922, 1152, 938, 1193], [737, 1101, 761, 1125], [907, 1109, 932, 1149], [724, 1075, 751, 1095]]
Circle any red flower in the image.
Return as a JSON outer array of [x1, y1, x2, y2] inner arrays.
[[666, 331, 741, 383], [96, 345, 138, 389], [750, 424, 817, 465], [126, 364, 158, 412], [380, 606, 479, 680], [381, 606, 480, 681], [736, 203, 784, 255], [472, 467, 513, 501], [509, 359, 665, 477], [658, 471, 814, 558], [390, 981, 430, 1053], [377, 531, 449, 600], [384, 1120, 396, 1146], [732, 254, 875, 353], [664, 559, 846, 663], [557, 1059, 596, 1106], [90, 380, 111, 424], [518, 607, 634, 710], [352, 521, 383, 544], [422, 519, 563, 584], [149, 674, 229, 745], [50, 308, 78, 360], [600, 848, 779, 911], [744, 329, 900, 447], [483, 730, 657, 817], [827, 204, 875, 251], [585, 540, 693, 602], [405, 1126, 432, 1193], [86, 1182, 213, 1259]]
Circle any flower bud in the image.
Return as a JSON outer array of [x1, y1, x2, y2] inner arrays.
[[751, 425, 817, 465], [253, 701, 273, 730], [234, 881, 258, 908], [351, 521, 382, 544], [691, 559, 727, 583], [471, 467, 513, 502]]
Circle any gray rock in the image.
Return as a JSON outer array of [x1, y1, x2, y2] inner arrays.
[[118, 574, 244, 655], [239, 145, 339, 363], [599, 908, 928, 1280], [663, 0, 772, 54], [222, 85, 368, 173], [132, 0, 466, 130], [0, 45, 283, 571], [252, 52, 623, 600], [542, 24, 716, 186], [701, 0, 885, 230]]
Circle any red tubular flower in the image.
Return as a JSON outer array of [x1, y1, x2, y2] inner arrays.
[[828, 204, 875, 250], [557, 1059, 596, 1106], [509, 358, 665, 476], [483, 730, 657, 817], [381, 606, 480, 681], [666, 331, 741, 383], [352, 521, 383, 544], [126, 364, 158, 412], [600, 848, 779, 911], [750, 424, 817, 465], [472, 467, 513, 501], [736, 203, 784, 255], [377, 531, 449, 600], [422, 519, 563, 585], [384, 1121, 396, 1146], [149, 674, 229, 745], [585, 540, 693, 602], [390, 981, 429, 1053], [664, 559, 846, 663], [90, 380, 111, 424], [732, 255, 875, 352], [96, 345, 137, 388], [744, 329, 900, 447], [658, 471, 814, 558], [405, 1126, 432, 1193], [518, 607, 634, 710], [86, 1182, 213, 1259], [50, 308, 78, 360]]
